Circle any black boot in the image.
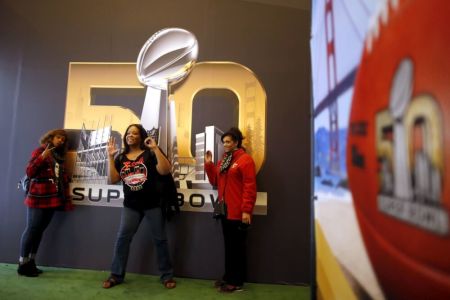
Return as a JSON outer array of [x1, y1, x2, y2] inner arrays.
[[17, 261, 39, 277], [29, 259, 43, 274]]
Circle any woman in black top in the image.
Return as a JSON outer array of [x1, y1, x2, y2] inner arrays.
[[102, 124, 176, 289]]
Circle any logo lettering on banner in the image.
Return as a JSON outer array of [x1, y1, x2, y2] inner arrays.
[[70, 183, 267, 215]]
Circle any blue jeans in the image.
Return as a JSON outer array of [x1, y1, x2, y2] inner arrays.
[[110, 207, 173, 282], [20, 207, 56, 258]]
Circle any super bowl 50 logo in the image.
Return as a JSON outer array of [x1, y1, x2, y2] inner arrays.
[[374, 59, 446, 235], [63, 28, 267, 214], [347, 1, 450, 298]]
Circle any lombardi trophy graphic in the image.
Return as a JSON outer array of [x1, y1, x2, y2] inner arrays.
[[136, 28, 198, 154]]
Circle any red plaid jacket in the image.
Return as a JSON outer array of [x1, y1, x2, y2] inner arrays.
[[24, 146, 73, 210]]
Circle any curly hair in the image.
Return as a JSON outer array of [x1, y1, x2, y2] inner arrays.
[[39, 129, 68, 155]]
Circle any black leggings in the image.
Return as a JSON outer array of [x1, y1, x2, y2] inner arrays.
[[221, 218, 248, 286]]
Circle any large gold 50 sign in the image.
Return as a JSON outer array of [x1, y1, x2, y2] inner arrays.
[[64, 62, 266, 173]]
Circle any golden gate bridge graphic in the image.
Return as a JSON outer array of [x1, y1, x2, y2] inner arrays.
[[311, 0, 376, 189]]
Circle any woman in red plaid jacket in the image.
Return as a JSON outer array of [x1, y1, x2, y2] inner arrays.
[[17, 129, 73, 277]]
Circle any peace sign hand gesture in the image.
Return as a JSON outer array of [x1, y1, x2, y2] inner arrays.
[[41, 143, 55, 158]]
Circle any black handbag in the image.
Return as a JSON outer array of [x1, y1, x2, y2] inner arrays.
[[213, 200, 227, 219]]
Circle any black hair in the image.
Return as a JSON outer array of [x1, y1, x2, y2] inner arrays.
[[122, 124, 148, 154], [221, 127, 245, 149]]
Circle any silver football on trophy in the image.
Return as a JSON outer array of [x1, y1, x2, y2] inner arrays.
[[136, 28, 199, 90]]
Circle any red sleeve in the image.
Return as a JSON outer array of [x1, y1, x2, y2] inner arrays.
[[204, 161, 218, 187], [240, 156, 257, 214], [26, 147, 47, 178]]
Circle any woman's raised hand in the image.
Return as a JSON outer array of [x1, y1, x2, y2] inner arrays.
[[205, 150, 213, 163], [144, 137, 158, 150], [41, 143, 55, 158], [107, 137, 118, 158]]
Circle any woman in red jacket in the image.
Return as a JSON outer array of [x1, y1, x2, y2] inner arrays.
[[204, 127, 257, 293], [17, 129, 73, 277]]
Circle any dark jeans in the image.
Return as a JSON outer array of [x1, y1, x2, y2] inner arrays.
[[20, 207, 56, 258], [110, 207, 173, 282], [221, 218, 248, 286]]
